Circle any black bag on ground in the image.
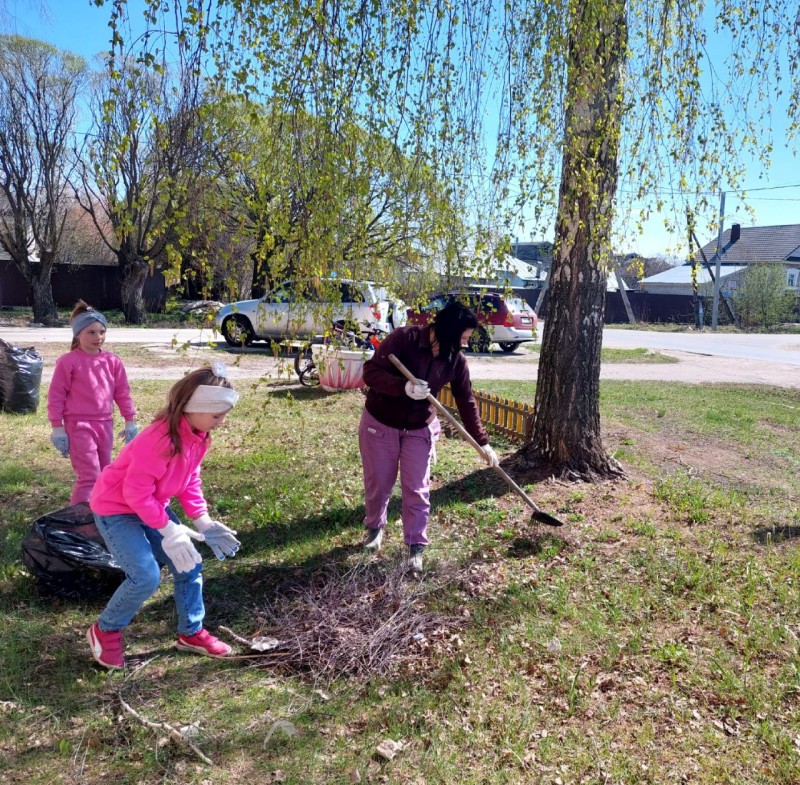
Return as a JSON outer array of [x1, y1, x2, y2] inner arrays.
[[0, 339, 44, 414], [21, 503, 125, 599]]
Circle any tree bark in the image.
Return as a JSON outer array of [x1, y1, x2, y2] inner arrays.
[[118, 254, 150, 325], [30, 273, 58, 326], [521, 0, 628, 481], [16, 251, 58, 326]]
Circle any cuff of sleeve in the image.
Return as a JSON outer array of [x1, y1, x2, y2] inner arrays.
[[150, 512, 171, 530]]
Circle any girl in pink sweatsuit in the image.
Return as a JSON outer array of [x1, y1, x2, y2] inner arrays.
[[47, 300, 137, 505], [87, 364, 241, 669]]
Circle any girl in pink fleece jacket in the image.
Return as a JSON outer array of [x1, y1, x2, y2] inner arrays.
[[47, 300, 137, 504], [87, 364, 241, 669]]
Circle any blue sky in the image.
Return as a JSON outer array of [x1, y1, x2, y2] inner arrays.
[[8, 0, 800, 260]]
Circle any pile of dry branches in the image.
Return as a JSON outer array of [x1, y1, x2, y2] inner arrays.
[[249, 560, 460, 681]]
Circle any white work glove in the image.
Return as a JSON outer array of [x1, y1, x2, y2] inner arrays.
[[158, 521, 204, 573], [404, 379, 430, 400], [482, 444, 500, 467], [121, 421, 138, 444], [50, 426, 69, 458], [193, 514, 241, 560]]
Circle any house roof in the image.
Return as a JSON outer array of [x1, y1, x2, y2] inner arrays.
[[698, 224, 800, 264], [439, 252, 544, 283], [511, 241, 553, 264], [501, 255, 546, 282], [641, 264, 748, 285]]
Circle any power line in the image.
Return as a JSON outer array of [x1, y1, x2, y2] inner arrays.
[[741, 181, 800, 192]]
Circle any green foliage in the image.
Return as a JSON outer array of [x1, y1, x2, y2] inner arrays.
[[187, 94, 458, 302], [735, 264, 797, 329], [94, 0, 800, 475]]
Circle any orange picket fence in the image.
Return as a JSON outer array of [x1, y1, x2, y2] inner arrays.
[[437, 385, 534, 442]]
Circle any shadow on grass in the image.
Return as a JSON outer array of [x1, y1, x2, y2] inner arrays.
[[751, 525, 800, 545], [506, 534, 568, 559]]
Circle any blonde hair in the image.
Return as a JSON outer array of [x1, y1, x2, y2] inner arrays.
[[154, 368, 235, 455]]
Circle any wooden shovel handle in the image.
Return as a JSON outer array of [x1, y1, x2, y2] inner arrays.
[[387, 353, 559, 524]]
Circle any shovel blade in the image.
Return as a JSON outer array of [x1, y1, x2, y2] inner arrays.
[[531, 509, 565, 527]]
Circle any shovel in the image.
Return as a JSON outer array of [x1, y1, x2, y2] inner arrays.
[[388, 354, 564, 527]]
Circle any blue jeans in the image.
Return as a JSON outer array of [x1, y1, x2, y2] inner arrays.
[[94, 507, 204, 636]]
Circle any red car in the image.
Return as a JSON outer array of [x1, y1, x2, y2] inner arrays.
[[406, 291, 538, 353]]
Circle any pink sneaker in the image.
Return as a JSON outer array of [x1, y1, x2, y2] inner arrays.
[[176, 629, 232, 658], [87, 622, 125, 669]]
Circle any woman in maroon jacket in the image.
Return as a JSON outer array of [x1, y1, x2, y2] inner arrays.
[[359, 301, 499, 572]]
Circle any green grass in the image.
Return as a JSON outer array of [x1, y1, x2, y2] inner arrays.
[[523, 345, 679, 363], [0, 299, 202, 329], [1, 374, 799, 783]]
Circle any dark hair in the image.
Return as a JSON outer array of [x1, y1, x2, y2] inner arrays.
[[154, 367, 235, 455], [70, 299, 102, 350], [432, 301, 478, 362]]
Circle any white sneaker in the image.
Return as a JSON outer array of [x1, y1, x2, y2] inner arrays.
[[364, 527, 383, 552], [408, 544, 424, 573]]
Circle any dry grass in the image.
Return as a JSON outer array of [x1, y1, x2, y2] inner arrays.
[[243, 561, 460, 680]]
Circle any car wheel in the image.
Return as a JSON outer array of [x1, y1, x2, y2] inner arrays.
[[468, 327, 491, 353], [222, 315, 255, 347], [498, 342, 518, 353]]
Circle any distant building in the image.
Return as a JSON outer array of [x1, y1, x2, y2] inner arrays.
[[640, 223, 800, 294], [639, 264, 749, 296]]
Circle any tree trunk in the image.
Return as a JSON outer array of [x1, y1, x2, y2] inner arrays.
[[19, 250, 58, 326], [118, 253, 149, 324], [30, 275, 58, 326], [520, 0, 628, 481]]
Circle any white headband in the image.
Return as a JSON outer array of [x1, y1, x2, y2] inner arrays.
[[183, 385, 240, 413]]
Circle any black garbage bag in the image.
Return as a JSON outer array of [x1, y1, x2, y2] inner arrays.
[[0, 339, 44, 414], [21, 503, 125, 599]]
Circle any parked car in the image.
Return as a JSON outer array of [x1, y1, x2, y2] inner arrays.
[[215, 278, 397, 346], [406, 291, 537, 353]]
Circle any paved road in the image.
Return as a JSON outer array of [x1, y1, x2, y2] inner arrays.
[[1, 325, 798, 388], [602, 328, 800, 366]]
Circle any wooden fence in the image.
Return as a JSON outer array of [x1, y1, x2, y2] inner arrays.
[[438, 384, 534, 442]]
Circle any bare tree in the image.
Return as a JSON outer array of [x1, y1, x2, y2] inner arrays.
[[0, 35, 86, 324], [75, 46, 208, 323]]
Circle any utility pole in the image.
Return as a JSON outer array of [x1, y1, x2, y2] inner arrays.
[[687, 209, 700, 328], [711, 190, 725, 330]]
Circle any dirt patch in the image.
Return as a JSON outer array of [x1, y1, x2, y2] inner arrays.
[[604, 422, 795, 493], [33, 340, 289, 383]]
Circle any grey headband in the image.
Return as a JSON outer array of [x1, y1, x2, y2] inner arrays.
[[72, 311, 108, 337]]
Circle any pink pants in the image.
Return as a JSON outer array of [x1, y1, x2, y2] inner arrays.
[[64, 419, 114, 504], [359, 409, 440, 546]]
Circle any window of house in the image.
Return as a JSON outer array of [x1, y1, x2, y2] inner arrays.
[[787, 270, 798, 289]]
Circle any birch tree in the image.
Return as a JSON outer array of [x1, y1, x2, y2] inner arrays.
[[100, 0, 800, 477]]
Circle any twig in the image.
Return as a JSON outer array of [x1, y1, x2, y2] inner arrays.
[[217, 625, 255, 646], [117, 693, 213, 766]]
